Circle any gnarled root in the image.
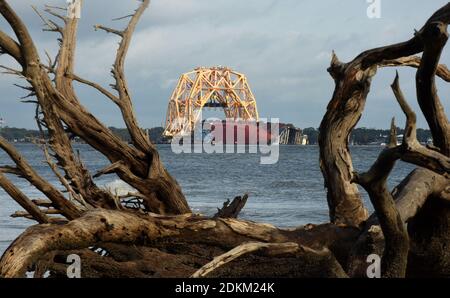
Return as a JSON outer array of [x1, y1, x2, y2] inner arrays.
[[347, 168, 449, 277], [0, 209, 358, 278]]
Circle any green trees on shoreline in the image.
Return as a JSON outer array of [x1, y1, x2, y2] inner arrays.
[[1, 125, 432, 145], [304, 127, 432, 145], [0, 126, 168, 144]]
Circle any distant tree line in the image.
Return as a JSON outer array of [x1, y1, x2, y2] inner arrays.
[[303, 127, 432, 145], [1, 125, 433, 145], [0, 127, 41, 141], [0, 126, 169, 144], [108, 127, 169, 144]]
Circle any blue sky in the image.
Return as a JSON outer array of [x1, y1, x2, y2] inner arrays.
[[1, 0, 449, 129]]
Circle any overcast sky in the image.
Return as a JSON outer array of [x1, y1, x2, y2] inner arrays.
[[1, 0, 450, 129]]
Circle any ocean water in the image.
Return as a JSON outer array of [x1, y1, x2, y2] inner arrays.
[[0, 143, 416, 254]]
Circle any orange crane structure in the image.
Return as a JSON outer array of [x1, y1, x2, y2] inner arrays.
[[163, 66, 259, 137]]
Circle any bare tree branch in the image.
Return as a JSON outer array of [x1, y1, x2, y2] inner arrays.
[[191, 242, 300, 278], [318, 3, 450, 226], [93, 24, 123, 36], [392, 73, 450, 176], [0, 29, 22, 64], [416, 22, 450, 155], [0, 173, 49, 224], [352, 72, 450, 277], [105, 0, 152, 153], [31, 5, 62, 33], [381, 55, 450, 82], [0, 136, 81, 220], [69, 73, 120, 104]]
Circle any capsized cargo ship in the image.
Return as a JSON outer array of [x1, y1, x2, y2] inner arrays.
[[200, 120, 307, 145]]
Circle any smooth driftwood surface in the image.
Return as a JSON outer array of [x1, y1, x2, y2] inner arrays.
[[191, 242, 300, 277]]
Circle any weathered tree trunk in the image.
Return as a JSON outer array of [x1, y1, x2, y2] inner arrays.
[[318, 4, 450, 227], [0, 0, 189, 215], [405, 17, 450, 278], [318, 53, 373, 226]]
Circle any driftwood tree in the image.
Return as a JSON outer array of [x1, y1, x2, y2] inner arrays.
[[0, 0, 449, 278]]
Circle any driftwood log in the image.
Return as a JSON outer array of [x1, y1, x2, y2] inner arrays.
[[0, 0, 449, 278]]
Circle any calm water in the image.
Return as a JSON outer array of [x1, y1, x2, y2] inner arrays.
[[0, 144, 416, 254]]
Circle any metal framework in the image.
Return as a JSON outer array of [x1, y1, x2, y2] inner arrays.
[[163, 66, 259, 137]]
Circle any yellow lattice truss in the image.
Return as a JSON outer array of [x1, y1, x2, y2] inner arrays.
[[163, 66, 259, 137]]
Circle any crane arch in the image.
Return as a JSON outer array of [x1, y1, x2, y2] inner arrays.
[[163, 66, 259, 137]]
